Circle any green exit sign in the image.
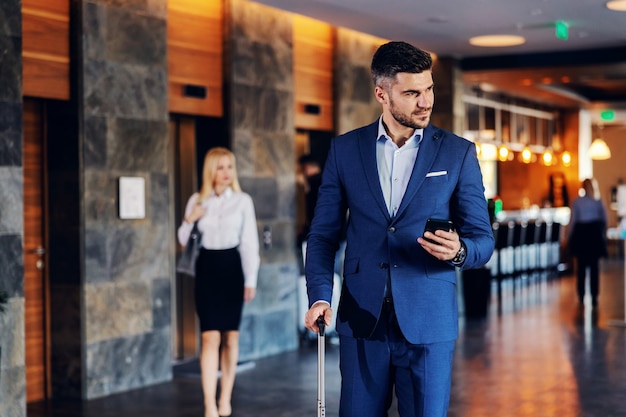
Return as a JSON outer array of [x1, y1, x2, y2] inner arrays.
[[555, 21, 569, 40], [600, 109, 615, 122]]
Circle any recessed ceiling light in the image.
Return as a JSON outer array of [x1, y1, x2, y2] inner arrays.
[[606, 0, 626, 11], [469, 35, 526, 47]]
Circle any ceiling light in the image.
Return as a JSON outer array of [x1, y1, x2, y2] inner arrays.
[[589, 138, 612, 160], [520, 146, 533, 164], [498, 145, 512, 162], [469, 35, 526, 47], [542, 148, 554, 166], [606, 0, 626, 11], [561, 151, 572, 167]]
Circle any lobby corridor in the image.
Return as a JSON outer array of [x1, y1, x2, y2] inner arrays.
[[28, 259, 626, 417]]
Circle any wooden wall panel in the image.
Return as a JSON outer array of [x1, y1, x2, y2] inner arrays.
[[293, 15, 334, 131], [22, 0, 70, 100], [168, 0, 223, 117]]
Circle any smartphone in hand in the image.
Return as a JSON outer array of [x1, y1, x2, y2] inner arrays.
[[423, 218, 455, 245]]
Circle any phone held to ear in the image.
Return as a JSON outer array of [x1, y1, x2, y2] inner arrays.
[[423, 218, 455, 245]]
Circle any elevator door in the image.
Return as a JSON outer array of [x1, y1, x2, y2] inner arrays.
[[23, 98, 50, 402], [170, 116, 200, 359]]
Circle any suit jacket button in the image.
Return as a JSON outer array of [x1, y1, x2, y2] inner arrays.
[[379, 262, 389, 269], [388, 226, 396, 233]]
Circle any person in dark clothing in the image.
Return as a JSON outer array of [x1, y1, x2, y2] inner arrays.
[[298, 154, 323, 243], [567, 178, 608, 308]]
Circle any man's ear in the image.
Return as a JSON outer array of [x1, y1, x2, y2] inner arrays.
[[374, 86, 387, 104]]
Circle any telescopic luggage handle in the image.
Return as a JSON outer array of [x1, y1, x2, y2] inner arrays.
[[317, 316, 326, 417]]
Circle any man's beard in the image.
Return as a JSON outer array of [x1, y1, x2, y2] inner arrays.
[[389, 98, 430, 129]]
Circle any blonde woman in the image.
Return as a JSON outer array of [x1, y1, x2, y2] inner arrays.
[[177, 147, 260, 417], [567, 178, 608, 308]]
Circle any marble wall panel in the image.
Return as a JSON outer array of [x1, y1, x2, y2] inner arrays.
[[83, 171, 117, 225], [0, 235, 24, 296], [150, 172, 169, 223], [86, 328, 171, 398], [106, 8, 166, 66], [0, 102, 22, 166], [335, 29, 384, 135], [0, 367, 25, 417], [0, 36, 21, 102], [239, 308, 297, 362], [0, 299, 25, 413], [230, 0, 300, 360], [275, 174, 296, 220], [0, 168, 23, 233], [151, 278, 170, 329], [246, 263, 298, 314], [108, 118, 168, 172], [84, 223, 169, 285], [84, 227, 111, 284], [1, 4, 25, 411], [231, 85, 293, 133], [0, 0, 21, 36], [231, 1, 292, 91], [83, 116, 108, 168], [85, 281, 152, 344], [258, 221, 297, 264], [240, 177, 277, 221], [252, 130, 294, 176], [83, 2, 107, 61], [0, 298, 25, 368], [231, 129, 254, 177], [96, 0, 167, 18], [83, 61, 167, 120]]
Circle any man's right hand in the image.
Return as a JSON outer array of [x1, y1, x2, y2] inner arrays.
[[304, 301, 333, 334]]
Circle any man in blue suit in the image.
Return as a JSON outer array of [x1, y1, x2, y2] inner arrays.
[[304, 41, 495, 417]]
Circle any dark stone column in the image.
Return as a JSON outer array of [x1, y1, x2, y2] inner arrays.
[[228, 0, 300, 360], [47, 0, 172, 400], [335, 29, 385, 135], [432, 57, 465, 135], [0, 0, 25, 415]]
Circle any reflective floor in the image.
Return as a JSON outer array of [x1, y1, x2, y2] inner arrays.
[[29, 258, 626, 417]]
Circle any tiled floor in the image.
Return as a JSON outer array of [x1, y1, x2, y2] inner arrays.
[[28, 258, 626, 417]]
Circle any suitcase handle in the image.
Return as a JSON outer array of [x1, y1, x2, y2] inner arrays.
[[316, 316, 326, 337], [317, 315, 326, 417]]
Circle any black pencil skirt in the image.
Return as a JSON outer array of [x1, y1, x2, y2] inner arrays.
[[194, 247, 245, 332]]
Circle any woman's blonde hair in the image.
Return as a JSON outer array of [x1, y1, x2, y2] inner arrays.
[[582, 178, 600, 200], [198, 147, 241, 200]]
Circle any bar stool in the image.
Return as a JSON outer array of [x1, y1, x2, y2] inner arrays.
[[548, 222, 562, 270], [511, 221, 526, 275], [492, 221, 512, 278], [536, 221, 549, 270], [522, 221, 538, 272]]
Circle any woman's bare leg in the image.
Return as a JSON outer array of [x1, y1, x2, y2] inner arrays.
[[200, 331, 221, 417], [217, 331, 239, 416]]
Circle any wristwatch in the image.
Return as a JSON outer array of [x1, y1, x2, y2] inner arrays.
[[451, 241, 467, 266]]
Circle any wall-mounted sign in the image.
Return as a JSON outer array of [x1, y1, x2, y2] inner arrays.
[[119, 176, 146, 219]]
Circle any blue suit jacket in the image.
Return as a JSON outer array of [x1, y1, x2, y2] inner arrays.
[[305, 121, 495, 344]]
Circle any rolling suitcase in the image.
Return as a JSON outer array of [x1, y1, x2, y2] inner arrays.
[[317, 316, 326, 417]]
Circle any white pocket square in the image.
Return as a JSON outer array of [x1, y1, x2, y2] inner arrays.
[[426, 170, 447, 177]]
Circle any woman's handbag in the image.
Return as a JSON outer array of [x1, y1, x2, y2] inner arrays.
[[176, 222, 202, 277]]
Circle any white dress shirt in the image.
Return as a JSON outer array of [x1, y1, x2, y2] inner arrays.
[[376, 117, 423, 216], [177, 188, 260, 288]]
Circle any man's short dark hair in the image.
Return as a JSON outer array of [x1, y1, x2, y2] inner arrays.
[[371, 41, 433, 87]]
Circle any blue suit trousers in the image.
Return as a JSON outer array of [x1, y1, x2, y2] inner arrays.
[[338, 299, 455, 417]]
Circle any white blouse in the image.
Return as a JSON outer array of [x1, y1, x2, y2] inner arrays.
[[177, 188, 260, 288]]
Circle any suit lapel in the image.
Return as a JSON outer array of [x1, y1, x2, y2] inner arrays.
[[357, 122, 391, 221], [393, 125, 443, 222]]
